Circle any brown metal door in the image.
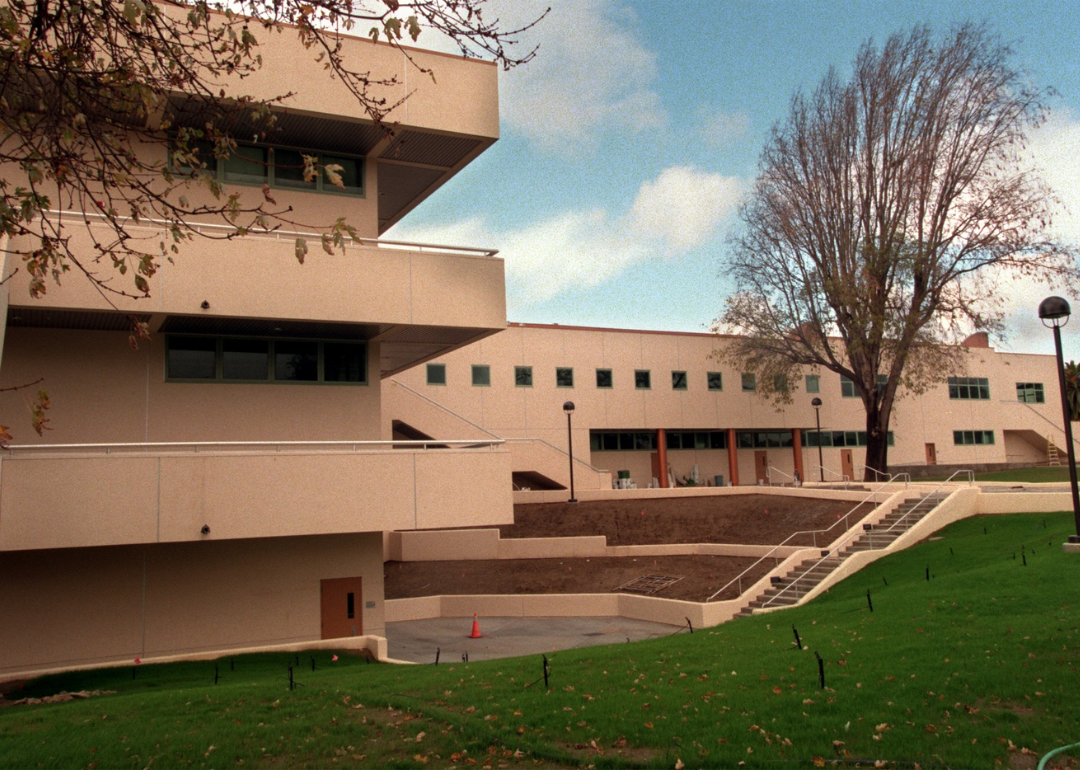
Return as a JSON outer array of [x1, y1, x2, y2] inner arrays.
[[841, 449, 854, 481], [925, 443, 937, 465], [755, 451, 769, 484], [320, 577, 363, 639]]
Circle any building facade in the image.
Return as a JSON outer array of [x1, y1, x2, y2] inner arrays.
[[0, 26, 512, 676], [386, 323, 1071, 491]]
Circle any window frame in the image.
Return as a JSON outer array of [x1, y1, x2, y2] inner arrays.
[[595, 368, 613, 389], [471, 364, 491, 387], [634, 369, 651, 390], [805, 374, 820, 394], [1016, 382, 1045, 404], [171, 141, 366, 197], [953, 429, 995, 446], [514, 366, 533, 388], [707, 371, 723, 391], [741, 372, 756, 392], [948, 376, 991, 400], [166, 335, 367, 385], [556, 367, 575, 388], [671, 370, 688, 391], [426, 363, 447, 386]]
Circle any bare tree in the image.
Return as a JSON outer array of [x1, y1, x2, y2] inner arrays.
[[716, 23, 1076, 480]]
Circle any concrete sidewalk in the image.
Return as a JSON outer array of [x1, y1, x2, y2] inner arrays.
[[385, 616, 683, 663]]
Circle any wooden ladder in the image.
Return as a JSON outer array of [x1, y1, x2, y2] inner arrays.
[[1048, 435, 1060, 466]]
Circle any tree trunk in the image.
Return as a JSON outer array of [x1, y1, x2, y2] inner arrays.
[[863, 407, 890, 482]]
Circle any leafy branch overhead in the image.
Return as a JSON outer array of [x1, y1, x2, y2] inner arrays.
[[716, 23, 1078, 478], [0, 0, 544, 303]]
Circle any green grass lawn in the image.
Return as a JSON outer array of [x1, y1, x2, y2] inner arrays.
[[973, 466, 1077, 484], [3, 512, 1080, 769], [918, 465, 1076, 484]]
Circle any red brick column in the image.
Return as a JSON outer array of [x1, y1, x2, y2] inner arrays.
[[727, 428, 739, 486], [657, 429, 669, 488], [792, 428, 804, 484]]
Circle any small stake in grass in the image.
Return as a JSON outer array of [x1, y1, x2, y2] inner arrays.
[[542, 654, 550, 689], [462, 652, 469, 663], [882, 577, 888, 586], [310, 656, 315, 672], [288, 665, 294, 691], [950, 547, 954, 555], [1023, 553, 1027, 567], [815, 652, 825, 689], [926, 566, 930, 582], [214, 664, 219, 685], [685, 617, 694, 634], [792, 625, 802, 650], [435, 648, 440, 666], [866, 590, 873, 613]]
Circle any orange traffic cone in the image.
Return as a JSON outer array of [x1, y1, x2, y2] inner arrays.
[[469, 613, 483, 639]]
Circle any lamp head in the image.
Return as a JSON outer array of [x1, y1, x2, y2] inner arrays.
[[811, 397, 822, 408], [1039, 296, 1071, 328], [563, 401, 575, 415]]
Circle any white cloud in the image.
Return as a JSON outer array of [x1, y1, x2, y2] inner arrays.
[[495, 0, 665, 151], [1029, 108, 1080, 247], [696, 107, 751, 148], [627, 166, 741, 253], [388, 165, 743, 307]]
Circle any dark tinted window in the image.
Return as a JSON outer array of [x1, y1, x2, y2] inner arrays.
[[168, 337, 217, 379], [275, 340, 318, 381]]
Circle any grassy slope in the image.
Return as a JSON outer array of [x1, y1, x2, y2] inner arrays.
[[2, 512, 1079, 769]]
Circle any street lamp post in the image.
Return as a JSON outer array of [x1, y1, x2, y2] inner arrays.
[[563, 401, 577, 503], [812, 397, 824, 483], [1039, 296, 1080, 544]]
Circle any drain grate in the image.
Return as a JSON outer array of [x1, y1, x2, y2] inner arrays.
[[615, 574, 683, 595]]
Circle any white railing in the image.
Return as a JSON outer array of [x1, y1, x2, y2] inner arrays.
[[706, 474, 908, 602], [757, 470, 969, 609], [3, 439, 504, 456], [858, 466, 911, 486], [766, 466, 797, 486], [501, 437, 610, 474], [809, 465, 851, 487], [44, 209, 500, 258], [389, 379, 501, 439]]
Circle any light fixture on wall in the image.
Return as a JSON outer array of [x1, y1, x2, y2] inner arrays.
[[563, 401, 577, 503], [201, 300, 210, 310], [1039, 296, 1080, 544], [201, 524, 211, 536], [812, 397, 824, 483]]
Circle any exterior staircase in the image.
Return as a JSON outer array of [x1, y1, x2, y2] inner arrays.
[[1048, 435, 1060, 466], [733, 493, 950, 617]]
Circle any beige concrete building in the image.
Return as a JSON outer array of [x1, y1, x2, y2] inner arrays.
[[386, 323, 1072, 491], [1, 14, 1075, 679], [0, 28, 512, 677]]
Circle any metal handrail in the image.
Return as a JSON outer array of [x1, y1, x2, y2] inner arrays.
[[857, 466, 912, 486], [766, 466, 797, 486], [389, 378, 501, 439], [706, 475, 907, 602], [758, 470, 970, 609], [390, 378, 608, 475], [809, 465, 851, 487], [502, 437, 609, 474], [3, 439, 504, 455], [43, 209, 500, 258]]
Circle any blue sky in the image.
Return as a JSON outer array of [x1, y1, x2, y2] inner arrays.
[[387, 0, 1080, 357]]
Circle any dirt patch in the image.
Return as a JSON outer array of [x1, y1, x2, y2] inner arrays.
[[387, 494, 870, 603], [499, 494, 872, 546], [385, 554, 774, 603]]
